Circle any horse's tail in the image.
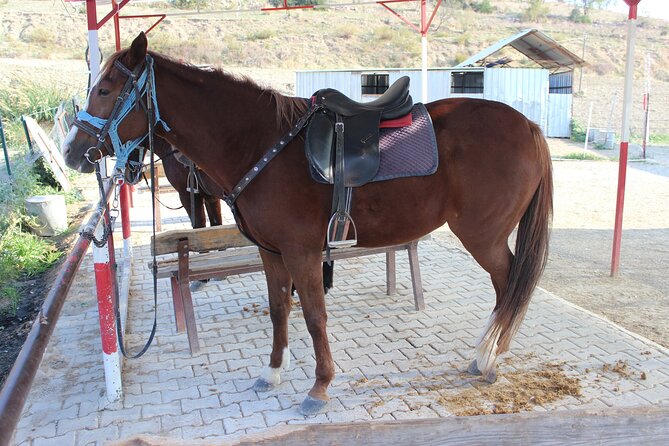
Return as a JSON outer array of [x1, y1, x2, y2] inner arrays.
[[479, 121, 553, 365]]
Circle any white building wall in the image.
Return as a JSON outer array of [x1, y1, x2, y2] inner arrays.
[[547, 93, 572, 137], [483, 68, 549, 133], [296, 68, 573, 136]]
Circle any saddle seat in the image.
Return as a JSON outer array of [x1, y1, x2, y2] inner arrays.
[[314, 76, 413, 120], [306, 76, 414, 188]]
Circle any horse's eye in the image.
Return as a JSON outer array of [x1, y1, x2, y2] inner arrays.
[[99, 88, 110, 97]]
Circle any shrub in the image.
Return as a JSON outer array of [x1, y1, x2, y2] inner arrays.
[[472, 0, 493, 14], [247, 29, 276, 41], [568, 8, 591, 24], [570, 119, 586, 142], [522, 0, 548, 22]]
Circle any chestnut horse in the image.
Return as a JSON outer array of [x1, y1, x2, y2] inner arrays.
[[63, 33, 552, 415]]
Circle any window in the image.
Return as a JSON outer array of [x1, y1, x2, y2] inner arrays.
[[450, 71, 484, 94], [361, 73, 389, 95], [549, 72, 573, 94]]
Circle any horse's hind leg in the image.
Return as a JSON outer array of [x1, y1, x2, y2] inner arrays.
[[454, 234, 513, 383], [203, 196, 223, 226], [253, 250, 294, 392], [283, 252, 334, 415], [178, 190, 206, 229]]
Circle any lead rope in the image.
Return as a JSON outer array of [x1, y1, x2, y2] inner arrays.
[[113, 72, 159, 360]]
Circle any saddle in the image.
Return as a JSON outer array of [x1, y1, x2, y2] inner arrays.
[[305, 76, 413, 249]]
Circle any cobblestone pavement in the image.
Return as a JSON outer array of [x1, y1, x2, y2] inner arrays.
[[13, 184, 669, 446]]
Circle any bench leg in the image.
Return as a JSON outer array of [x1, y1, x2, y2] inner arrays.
[[177, 239, 200, 355], [386, 250, 396, 295], [170, 276, 186, 333], [407, 241, 425, 311], [178, 280, 200, 355]]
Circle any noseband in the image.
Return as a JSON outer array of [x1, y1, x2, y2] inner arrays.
[[73, 54, 169, 177]]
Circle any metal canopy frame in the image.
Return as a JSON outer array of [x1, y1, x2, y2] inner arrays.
[[455, 29, 586, 73]]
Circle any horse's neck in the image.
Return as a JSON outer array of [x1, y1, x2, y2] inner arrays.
[[154, 58, 286, 193]]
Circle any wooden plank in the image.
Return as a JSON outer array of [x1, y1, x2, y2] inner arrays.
[[23, 116, 71, 192], [111, 406, 669, 446], [152, 224, 253, 255], [154, 244, 414, 279]]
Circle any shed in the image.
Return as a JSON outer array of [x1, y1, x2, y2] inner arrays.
[[295, 29, 585, 138]]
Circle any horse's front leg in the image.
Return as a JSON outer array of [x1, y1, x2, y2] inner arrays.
[[283, 251, 334, 416], [253, 249, 293, 392]]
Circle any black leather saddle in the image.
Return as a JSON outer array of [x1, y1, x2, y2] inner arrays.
[[305, 76, 413, 187]]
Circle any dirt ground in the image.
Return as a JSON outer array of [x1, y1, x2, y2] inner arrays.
[[544, 139, 669, 348]]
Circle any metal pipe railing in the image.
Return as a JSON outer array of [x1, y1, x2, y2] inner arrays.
[[0, 180, 114, 446]]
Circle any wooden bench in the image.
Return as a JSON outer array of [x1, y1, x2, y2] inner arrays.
[[151, 225, 426, 355]]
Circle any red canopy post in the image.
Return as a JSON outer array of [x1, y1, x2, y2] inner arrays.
[[611, 0, 642, 276]]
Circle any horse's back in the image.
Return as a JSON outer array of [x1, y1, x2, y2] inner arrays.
[[425, 97, 549, 240]]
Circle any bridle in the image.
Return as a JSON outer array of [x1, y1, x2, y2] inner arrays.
[[75, 54, 169, 359], [73, 54, 169, 178]]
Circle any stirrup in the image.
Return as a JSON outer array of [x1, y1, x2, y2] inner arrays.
[[327, 211, 357, 249]]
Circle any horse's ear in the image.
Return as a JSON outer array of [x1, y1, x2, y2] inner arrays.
[[126, 32, 148, 68]]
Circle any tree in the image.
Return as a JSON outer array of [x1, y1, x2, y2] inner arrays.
[[568, 0, 612, 17]]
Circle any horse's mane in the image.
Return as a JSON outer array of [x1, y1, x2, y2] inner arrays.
[[102, 49, 308, 128]]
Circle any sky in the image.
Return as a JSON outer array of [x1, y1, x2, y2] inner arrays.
[[607, 0, 669, 21]]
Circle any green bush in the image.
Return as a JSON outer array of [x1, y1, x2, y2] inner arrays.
[[522, 0, 548, 22], [247, 29, 276, 41], [472, 0, 493, 14], [171, 0, 210, 9], [568, 7, 591, 23], [570, 119, 586, 143], [0, 157, 65, 315]]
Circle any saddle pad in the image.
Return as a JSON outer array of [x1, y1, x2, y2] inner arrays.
[[373, 102, 438, 183]]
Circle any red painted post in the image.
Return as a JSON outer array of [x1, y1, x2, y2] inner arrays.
[[94, 213, 123, 402], [611, 0, 641, 276]]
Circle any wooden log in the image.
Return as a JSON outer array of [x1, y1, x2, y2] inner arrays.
[[110, 405, 669, 446]]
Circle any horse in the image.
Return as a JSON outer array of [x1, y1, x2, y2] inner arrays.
[[63, 33, 552, 415]]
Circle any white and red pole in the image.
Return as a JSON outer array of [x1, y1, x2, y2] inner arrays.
[[93, 214, 123, 403], [611, 0, 641, 276]]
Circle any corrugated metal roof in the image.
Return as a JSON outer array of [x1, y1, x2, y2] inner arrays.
[[454, 29, 585, 73]]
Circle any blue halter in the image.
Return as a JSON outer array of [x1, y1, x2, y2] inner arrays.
[[74, 54, 170, 176]]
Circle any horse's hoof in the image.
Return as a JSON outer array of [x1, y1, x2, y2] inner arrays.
[[252, 378, 274, 393], [299, 396, 328, 416], [483, 369, 497, 384], [467, 359, 482, 376]]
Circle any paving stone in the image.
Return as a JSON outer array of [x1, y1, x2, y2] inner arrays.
[[14, 191, 669, 445]]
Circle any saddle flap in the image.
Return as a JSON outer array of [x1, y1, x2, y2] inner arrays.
[[305, 110, 381, 187]]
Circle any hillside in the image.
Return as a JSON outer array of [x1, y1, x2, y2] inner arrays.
[[1, 0, 668, 138]]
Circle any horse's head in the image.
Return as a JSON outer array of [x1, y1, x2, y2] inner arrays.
[[62, 33, 153, 174]]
